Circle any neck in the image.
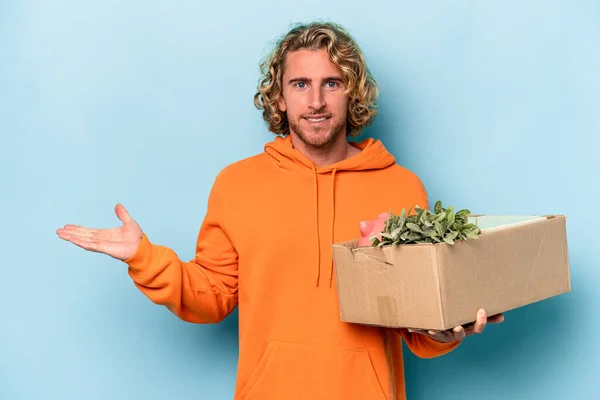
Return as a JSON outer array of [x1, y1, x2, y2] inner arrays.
[[290, 133, 356, 168]]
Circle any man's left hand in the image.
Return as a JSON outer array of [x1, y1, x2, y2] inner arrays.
[[407, 308, 505, 343]]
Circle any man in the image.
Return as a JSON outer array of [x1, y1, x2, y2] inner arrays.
[[57, 21, 503, 400]]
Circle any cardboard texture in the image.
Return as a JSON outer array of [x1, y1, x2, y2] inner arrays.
[[331, 214, 571, 331]]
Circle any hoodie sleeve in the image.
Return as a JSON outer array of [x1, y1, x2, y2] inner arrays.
[[396, 329, 460, 358], [122, 172, 238, 324]]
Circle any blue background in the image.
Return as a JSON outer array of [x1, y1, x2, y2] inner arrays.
[[1, 1, 598, 399]]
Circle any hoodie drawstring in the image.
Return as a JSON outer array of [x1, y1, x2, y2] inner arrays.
[[312, 165, 321, 287], [329, 168, 337, 288], [312, 165, 337, 289]]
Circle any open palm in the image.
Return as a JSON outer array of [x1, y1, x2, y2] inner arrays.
[[56, 204, 143, 261]]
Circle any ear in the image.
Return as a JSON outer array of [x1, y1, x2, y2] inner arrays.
[[277, 95, 287, 112]]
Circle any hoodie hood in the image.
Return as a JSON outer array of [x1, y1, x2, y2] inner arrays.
[[264, 134, 396, 288]]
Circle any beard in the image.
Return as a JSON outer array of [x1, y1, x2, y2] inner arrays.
[[288, 116, 347, 150]]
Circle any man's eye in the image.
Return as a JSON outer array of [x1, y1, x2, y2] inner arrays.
[[296, 82, 306, 88], [327, 81, 338, 87]]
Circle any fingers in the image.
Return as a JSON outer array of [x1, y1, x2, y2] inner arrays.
[[407, 328, 434, 338], [487, 313, 505, 324], [452, 325, 466, 340], [406, 308, 505, 342], [471, 309, 487, 334], [63, 235, 103, 253], [408, 327, 464, 343], [58, 225, 99, 236], [115, 203, 133, 224], [408, 328, 440, 336], [462, 309, 505, 336], [57, 225, 98, 239]]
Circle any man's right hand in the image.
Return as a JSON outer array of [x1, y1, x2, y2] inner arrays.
[[56, 203, 143, 261]]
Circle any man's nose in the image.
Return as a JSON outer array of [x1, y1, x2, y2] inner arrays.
[[309, 87, 326, 110]]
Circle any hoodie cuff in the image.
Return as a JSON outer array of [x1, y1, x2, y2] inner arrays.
[[122, 233, 154, 277], [422, 336, 461, 353]]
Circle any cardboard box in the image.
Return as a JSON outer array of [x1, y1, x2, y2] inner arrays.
[[331, 214, 571, 331]]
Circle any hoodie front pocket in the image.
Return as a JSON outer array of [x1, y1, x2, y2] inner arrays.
[[237, 341, 387, 400]]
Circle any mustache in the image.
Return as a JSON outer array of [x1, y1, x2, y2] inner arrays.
[[301, 112, 331, 118], [301, 106, 330, 117]]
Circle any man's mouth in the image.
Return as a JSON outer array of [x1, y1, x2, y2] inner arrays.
[[303, 115, 331, 124]]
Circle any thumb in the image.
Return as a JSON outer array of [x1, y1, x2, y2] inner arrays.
[[114, 203, 134, 224], [359, 221, 371, 236]]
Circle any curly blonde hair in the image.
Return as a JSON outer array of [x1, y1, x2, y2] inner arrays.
[[253, 21, 379, 137]]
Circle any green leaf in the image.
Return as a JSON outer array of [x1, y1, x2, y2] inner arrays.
[[407, 232, 422, 241], [423, 227, 437, 237], [434, 200, 443, 214], [462, 223, 478, 231], [398, 213, 406, 230], [456, 209, 470, 219], [430, 235, 442, 243], [456, 214, 468, 225], [447, 207, 455, 227], [426, 210, 436, 222], [406, 223, 423, 233], [434, 221, 444, 236], [434, 212, 446, 222], [443, 236, 455, 245], [465, 230, 480, 239], [385, 215, 393, 232], [446, 231, 458, 240], [419, 211, 428, 225]]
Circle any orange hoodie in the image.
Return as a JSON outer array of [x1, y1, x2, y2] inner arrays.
[[124, 134, 460, 400]]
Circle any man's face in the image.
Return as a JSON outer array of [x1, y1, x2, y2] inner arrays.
[[278, 48, 349, 149]]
